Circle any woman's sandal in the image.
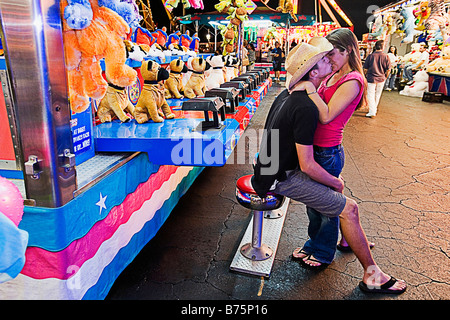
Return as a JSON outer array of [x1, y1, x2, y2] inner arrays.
[[298, 255, 329, 271], [359, 276, 407, 294], [292, 248, 309, 261]]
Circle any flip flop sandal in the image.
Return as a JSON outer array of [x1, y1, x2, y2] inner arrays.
[[359, 276, 406, 294], [337, 242, 375, 253], [292, 248, 309, 261], [298, 255, 329, 271]]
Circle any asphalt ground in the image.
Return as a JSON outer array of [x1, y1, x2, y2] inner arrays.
[[106, 81, 449, 308]]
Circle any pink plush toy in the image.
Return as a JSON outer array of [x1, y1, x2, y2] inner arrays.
[[189, 0, 204, 10]]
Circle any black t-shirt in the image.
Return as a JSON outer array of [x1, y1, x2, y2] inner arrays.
[[252, 89, 319, 197], [272, 47, 283, 62]]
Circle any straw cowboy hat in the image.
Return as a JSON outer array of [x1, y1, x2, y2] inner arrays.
[[285, 37, 334, 90]]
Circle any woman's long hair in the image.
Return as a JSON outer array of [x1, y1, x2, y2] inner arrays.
[[326, 28, 367, 109]]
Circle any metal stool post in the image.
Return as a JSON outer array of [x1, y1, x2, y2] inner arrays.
[[240, 210, 273, 261]]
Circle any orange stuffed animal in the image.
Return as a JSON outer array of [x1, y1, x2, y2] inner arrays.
[[61, 0, 137, 113]]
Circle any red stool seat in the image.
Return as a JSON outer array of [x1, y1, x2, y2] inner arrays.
[[236, 174, 256, 194], [235, 174, 284, 211]]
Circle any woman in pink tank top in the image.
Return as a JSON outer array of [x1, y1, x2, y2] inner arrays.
[[290, 29, 374, 268]]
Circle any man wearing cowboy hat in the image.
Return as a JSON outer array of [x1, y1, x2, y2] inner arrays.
[[252, 37, 407, 294]]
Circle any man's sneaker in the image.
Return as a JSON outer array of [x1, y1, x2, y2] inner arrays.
[[365, 113, 376, 118]]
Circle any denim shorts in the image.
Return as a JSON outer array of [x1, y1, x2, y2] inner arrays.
[[273, 169, 347, 218]]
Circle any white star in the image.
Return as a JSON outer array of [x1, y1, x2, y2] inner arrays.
[[96, 192, 107, 215]]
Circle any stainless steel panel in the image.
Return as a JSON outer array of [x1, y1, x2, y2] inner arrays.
[[0, 70, 22, 170], [0, 0, 76, 207]]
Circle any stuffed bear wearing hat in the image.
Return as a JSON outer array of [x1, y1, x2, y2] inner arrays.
[[164, 59, 188, 99], [61, 0, 137, 113], [184, 57, 209, 99], [134, 60, 175, 123], [399, 70, 429, 97], [205, 55, 226, 90]]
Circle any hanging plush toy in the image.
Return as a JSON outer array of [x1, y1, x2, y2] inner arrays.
[[62, 0, 137, 113], [277, 0, 298, 22], [164, 0, 180, 12], [425, 0, 447, 31], [400, 6, 421, 43], [369, 14, 385, 39], [189, 0, 204, 10], [98, 0, 142, 30], [414, 1, 431, 31]]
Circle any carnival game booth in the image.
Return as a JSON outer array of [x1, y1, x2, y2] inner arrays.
[[368, 0, 450, 99], [0, 1, 271, 299]]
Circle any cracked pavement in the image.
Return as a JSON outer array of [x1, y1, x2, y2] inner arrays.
[[106, 83, 449, 300]]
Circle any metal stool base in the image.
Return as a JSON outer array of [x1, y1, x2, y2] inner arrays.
[[240, 243, 273, 261]]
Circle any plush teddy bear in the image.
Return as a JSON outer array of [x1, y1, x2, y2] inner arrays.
[[184, 57, 209, 99], [426, 45, 450, 72], [400, 70, 429, 97], [61, 0, 137, 113], [164, 59, 188, 99], [414, 1, 431, 30], [134, 60, 175, 123], [205, 55, 226, 90], [400, 42, 422, 65]]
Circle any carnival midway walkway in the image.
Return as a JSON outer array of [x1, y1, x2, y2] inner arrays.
[[106, 82, 449, 304]]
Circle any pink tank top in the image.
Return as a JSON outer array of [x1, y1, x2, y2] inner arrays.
[[314, 71, 364, 147]]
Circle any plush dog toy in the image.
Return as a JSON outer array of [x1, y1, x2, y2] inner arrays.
[[61, 0, 137, 113], [124, 39, 150, 62], [97, 82, 135, 123], [134, 60, 175, 123], [97, 40, 149, 122], [165, 59, 188, 99], [205, 55, 226, 90], [184, 57, 209, 99], [224, 54, 239, 81], [96, 40, 149, 123]]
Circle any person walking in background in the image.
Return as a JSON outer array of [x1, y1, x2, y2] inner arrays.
[[363, 40, 391, 118], [271, 41, 284, 82], [384, 45, 399, 91]]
